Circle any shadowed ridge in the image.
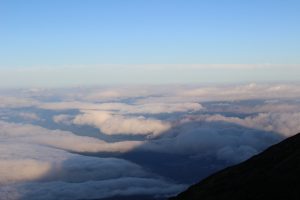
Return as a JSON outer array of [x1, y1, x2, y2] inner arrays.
[[170, 133, 300, 200]]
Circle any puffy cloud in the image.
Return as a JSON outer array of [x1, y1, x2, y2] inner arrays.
[[0, 141, 145, 184], [1, 83, 300, 200], [204, 100, 300, 114], [53, 114, 73, 125], [128, 84, 300, 107], [73, 111, 171, 137], [0, 142, 185, 199], [140, 120, 281, 163], [204, 112, 300, 137], [0, 158, 51, 185]]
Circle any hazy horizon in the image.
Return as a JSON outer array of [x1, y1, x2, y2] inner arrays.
[[1, 0, 300, 87]]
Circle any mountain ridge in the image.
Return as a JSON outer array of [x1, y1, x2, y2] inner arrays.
[[170, 133, 300, 200]]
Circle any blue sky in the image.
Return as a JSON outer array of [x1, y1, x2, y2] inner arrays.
[[0, 0, 299, 87]]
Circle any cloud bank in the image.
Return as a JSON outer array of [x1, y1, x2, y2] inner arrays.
[[0, 121, 144, 153], [0, 121, 184, 199], [203, 112, 300, 137], [1, 83, 300, 199], [139, 119, 282, 163]]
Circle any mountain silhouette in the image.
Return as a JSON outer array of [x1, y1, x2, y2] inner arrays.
[[170, 133, 300, 200]]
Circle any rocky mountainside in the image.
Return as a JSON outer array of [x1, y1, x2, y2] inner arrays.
[[170, 133, 300, 200]]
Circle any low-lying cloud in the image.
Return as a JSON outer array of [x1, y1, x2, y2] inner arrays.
[[73, 111, 171, 137], [140, 120, 282, 163], [0, 121, 184, 199], [179, 83, 300, 101], [0, 121, 143, 153], [1, 83, 300, 199], [40, 101, 202, 114], [1, 177, 185, 200], [203, 112, 300, 137]]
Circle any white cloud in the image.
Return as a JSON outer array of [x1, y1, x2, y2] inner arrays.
[[179, 83, 300, 101], [0, 121, 184, 199], [0, 158, 51, 185], [139, 118, 281, 163], [0, 141, 145, 185], [121, 102, 202, 114], [73, 111, 171, 137], [53, 114, 73, 125], [204, 112, 300, 137], [0, 121, 143, 153], [0, 141, 185, 199], [1, 83, 300, 200], [41, 101, 202, 114]]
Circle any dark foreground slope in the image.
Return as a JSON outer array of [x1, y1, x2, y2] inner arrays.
[[170, 133, 300, 200]]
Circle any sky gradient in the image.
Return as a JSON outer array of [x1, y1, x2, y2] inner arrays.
[[0, 0, 299, 87]]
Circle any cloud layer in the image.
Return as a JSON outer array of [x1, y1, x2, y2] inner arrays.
[[139, 119, 281, 163], [203, 112, 300, 137], [0, 83, 300, 199], [0, 121, 184, 199]]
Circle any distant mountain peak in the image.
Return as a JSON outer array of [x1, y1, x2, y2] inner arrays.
[[170, 133, 300, 200]]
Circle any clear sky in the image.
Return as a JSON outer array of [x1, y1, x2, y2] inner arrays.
[[0, 0, 299, 87]]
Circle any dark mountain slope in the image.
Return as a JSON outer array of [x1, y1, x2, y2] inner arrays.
[[170, 133, 300, 200]]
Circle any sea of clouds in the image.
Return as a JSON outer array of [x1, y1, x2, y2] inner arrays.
[[0, 83, 300, 200]]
